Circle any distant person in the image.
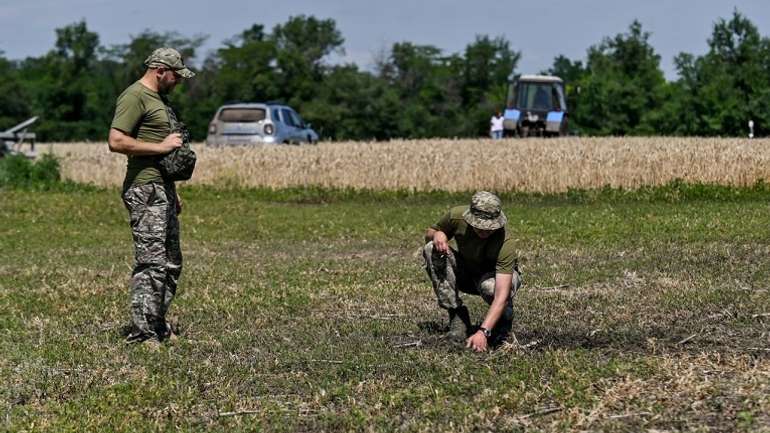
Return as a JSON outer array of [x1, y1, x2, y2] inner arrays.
[[422, 191, 522, 352], [490, 111, 504, 139], [107, 47, 195, 345]]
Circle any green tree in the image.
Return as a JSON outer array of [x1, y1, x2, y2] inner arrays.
[[461, 35, 520, 136], [22, 20, 106, 140], [548, 55, 585, 117], [572, 21, 667, 135], [0, 52, 31, 130], [648, 53, 703, 135], [303, 65, 400, 140], [270, 15, 344, 107], [548, 55, 585, 84], [665, 10, 770, 136], [208, 24, 278, 103], [378, 42, 465, 137]]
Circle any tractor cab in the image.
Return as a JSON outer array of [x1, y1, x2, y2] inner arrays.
[[504, 75, 568, 137]]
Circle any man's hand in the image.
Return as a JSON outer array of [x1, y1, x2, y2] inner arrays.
[[466, 331, 488, 352], [175, 192, 183, 215], [432, 230, 450, 255], [160, 133, 183, 153]]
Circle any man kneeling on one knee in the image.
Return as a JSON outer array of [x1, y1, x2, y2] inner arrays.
[[423, 191, 521, 352]]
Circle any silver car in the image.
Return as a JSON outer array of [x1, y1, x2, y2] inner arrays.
[[206, 103, 319, 146]]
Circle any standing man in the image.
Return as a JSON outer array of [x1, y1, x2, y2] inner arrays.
[[490, 111, 504, 139], [423, 191, 522, 352], [108, 48, 195, 344]]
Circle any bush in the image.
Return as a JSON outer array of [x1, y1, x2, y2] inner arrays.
[[0, 153, 61, 188]]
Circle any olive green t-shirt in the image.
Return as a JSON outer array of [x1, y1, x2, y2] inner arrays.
[[110, 81, 172, 190], [431, 205, 518, 276]]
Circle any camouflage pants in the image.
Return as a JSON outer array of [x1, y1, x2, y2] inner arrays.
[[122, 182, 182, 339], [422, 241, 521, 319]]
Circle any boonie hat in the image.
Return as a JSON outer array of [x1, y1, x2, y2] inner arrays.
[[144, 47, 195, 78], [463, 191, 507, 231]]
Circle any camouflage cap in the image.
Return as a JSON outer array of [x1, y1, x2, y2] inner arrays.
[[144, 47, 195, 78], [462, 191, 507, 231]]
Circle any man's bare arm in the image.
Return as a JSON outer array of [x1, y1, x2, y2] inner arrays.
[[466, 273, 513, 352], [480, 273, 512, 331], [108, 128, 182, 156]]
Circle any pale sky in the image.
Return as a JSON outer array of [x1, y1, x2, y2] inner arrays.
[[1, 0, 769, 79]]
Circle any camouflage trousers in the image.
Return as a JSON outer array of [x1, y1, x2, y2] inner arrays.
[[122, 181, 182, 340], [422, 241, 521, 319]]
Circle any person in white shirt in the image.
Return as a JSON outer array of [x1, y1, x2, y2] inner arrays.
[[490, 111, 504, 139]]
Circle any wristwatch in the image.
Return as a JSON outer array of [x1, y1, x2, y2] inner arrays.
[[479, 327, 492, 338]]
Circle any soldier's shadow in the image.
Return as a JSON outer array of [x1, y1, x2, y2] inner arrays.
[[508, 326, 720, 354], [417, 320, 511, 350], [417, 320, 446, 334], [416, 321, 705, 353]]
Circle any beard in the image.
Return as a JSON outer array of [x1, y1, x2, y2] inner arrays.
[[157, 76, 177, 94]]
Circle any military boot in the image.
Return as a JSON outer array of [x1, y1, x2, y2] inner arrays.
[[446, 306, 471, 342], [160, 320, 178, 342], [119, 322, 138, 337]]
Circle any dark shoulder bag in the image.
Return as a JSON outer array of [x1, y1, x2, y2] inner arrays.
[[159, 107, 197, 181]]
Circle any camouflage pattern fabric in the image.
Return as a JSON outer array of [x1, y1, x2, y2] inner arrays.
[[158, 106, 196, 181], [122, 181, 182, 340], [423, 241, 521, 317], [462, 191, 507, 231], [144, 47, 196, 78]]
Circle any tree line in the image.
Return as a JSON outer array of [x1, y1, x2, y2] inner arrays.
[[1, 10, 768, 141]]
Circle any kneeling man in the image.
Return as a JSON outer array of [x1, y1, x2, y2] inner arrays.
[[423, 191, 521, 352]]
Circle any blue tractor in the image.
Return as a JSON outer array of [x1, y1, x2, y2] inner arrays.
[[503, 75, 568, 137]]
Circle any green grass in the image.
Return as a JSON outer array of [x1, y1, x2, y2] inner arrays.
[[1, 184, 770, 432]]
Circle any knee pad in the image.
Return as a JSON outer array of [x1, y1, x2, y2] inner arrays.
[[479, 278, 496, 298]]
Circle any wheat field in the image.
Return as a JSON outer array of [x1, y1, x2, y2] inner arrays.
[[45, 137, 770, 192]]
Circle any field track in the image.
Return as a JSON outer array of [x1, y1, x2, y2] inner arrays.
[[48, 137, 770, 192]]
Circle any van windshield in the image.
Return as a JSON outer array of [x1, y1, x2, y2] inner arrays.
[[219, 108, 266, 123]]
